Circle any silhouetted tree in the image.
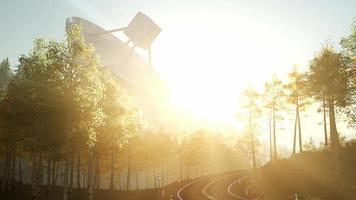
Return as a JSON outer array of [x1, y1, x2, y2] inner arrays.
[[263, 74, 285, 161], [285, 66, 309, 153], [307, 45, 350, 180], [240, 86, 261, 168]]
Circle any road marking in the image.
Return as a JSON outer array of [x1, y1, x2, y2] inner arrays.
[[227, 176, 248, 200], [201, 172, 243, 200], [177, 176, 211, 200], [176, 171, 248, 200]]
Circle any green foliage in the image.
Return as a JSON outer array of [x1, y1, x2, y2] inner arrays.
[[93, 68, 133, 159], [284, 66, 310, 110], [263, 74, 286, 112], [306, 45, 351, 156], [341, 18, 356, 58], [340, 19, 356, 129], [240, 86, 261, 120], [0, 57, 12, 90], [3, 25, 106, 156], [0, 24, 144, 198], [307, 46, 349, 107]]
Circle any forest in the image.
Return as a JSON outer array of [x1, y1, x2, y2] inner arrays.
[[0, 17, 355, 200]]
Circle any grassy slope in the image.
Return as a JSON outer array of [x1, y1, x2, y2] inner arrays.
[[257, 142, 356, 200]]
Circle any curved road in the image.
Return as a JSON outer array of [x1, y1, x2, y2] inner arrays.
[[176, 171, 249, 200]]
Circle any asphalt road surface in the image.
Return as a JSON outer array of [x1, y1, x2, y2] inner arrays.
[[176, 171, 249, 200]]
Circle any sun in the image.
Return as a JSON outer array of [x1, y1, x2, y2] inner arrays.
[[150, 11, 305, 127], [153, 31, 267, 126]]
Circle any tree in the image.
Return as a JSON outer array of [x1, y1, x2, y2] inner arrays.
[[95, 69, 132, 192], [262, 74, 285, 161], [5, 39, 66, 199], [240, 86, 261, 169], [3, 24, 106, 200], [178, 130, 209, 178], [284, 66, 309, 153], [235, 127, 260, 169], [307, 45, 350, 180], [341, 19, 356, 58], [341, 19, 356, 129], [317, 98, 329, 146], [0, 57, 12, 90], [63, 25, 105, 200]]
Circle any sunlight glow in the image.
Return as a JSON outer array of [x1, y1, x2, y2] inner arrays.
[[152, 11, 306, 125]]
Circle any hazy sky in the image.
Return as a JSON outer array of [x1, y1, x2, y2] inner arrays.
[[1, 0, 355, 147]]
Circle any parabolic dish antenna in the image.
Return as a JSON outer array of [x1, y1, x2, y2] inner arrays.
[[66, 13, 169, 126], [124, 12, 161, 50]]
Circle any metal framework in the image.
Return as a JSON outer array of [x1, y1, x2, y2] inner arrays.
[[86, 12, 161, 76]]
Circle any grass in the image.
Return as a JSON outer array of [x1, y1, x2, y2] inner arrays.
[[256, 141, 356, 200]]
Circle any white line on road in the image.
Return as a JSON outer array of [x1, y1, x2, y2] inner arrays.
[[227, 176, 248, 200], [177, 171, 249, 200], [177, 176, 211, 200], [201, 172, 243, 200]]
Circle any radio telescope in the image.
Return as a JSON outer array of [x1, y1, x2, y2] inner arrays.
[[78, 12, 161, 74], [66, 13, 169, 127]]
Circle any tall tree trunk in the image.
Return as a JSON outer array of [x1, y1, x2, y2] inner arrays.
[[328, 98, 340, 181], [135, 164, 139, 190], [272, 99, 277, 160], [96, 160, 101, 189], [328, 99, 340, 149], [166, 167, 170, 185], [38, 154, 43, 185], [146, 168, 149, 189], [186, 167, 190, 180], [86, 160, 89, 190], [62, 153, 70, 200], [10, 151, 16, 193], [94, 155, 100, 189], [87, 149, 94, 200], [70, 152, 74, 190], [51, 160, 56, 186], [46, 157, 51, 200], [153, 167, 156, 189], [162, 167, 165, 187], [2, 149, 10, 191], [269, 112, 273, 162], [18, 155, 23, 186], [83, 167, 86, 189], [323, 97, 328, 146], [249, 107, 256, 169], [118, 170, 121, 190], [180, 162, 183, 182], [1, 150, 6, 191], [93, 159, 97, 189], [47, 158, 51, 186], [77, 151, 81, 188], [54, 161, 59, 186], [110, 147, 114, 191], [126, 146, 131, 191], [292, 109, 297, 154], [297, 104, 303, 153], [31, 152, 40, 200]]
